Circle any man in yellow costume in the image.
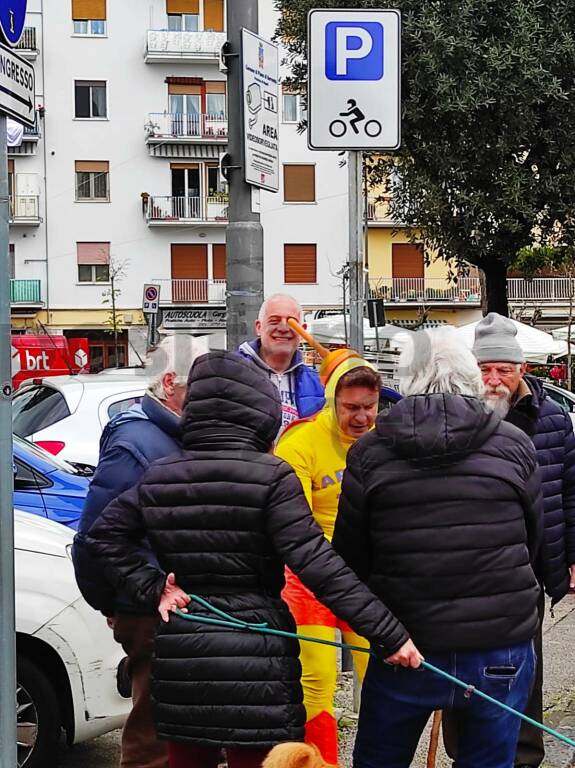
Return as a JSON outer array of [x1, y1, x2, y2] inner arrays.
[[276, 357, 382, 764]]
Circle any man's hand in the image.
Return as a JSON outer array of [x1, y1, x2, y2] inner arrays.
[[570, 565, 575, 591], [158, 573, 190, 623], [385, 639, 424, 669]]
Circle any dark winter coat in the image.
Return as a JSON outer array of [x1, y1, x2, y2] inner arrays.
[[82, 351, 408, 748], [506, 375, 575, 603], [332, 393, 543, 655], [72, 393, 181, 615]]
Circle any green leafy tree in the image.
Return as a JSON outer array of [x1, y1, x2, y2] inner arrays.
[[513, 245, 575, 389], [101, 259, 126, 368], [275, 0, 575, 315]]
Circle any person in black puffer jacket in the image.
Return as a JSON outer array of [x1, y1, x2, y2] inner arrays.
[[80, 351, 418, 768], [467, 312, 575, 768], [332, 327, 543, 768]]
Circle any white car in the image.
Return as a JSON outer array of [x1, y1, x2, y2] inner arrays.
[[15, 511, 129, 768], [542, 382, 575, 427], [12, 374, 149, 467]]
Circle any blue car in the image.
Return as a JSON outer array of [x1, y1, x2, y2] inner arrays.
[[13, 435, 90, 530], [380, 385, 402, 411]]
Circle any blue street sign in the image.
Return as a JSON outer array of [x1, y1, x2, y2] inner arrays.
[[325, 21, 384, 81], [0, 0, 28, 47]]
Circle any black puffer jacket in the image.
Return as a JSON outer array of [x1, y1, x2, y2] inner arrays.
[[506, 375, 575, 602], [333, 393, 543, 654], [83, 351, 408, 748]]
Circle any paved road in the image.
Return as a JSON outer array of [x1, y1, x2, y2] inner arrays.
[[61, 596, 575, 767]]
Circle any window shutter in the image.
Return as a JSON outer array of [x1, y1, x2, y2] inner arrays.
[[391, 243, 424, 278], [166, 0, 199, 13], [168, 82, 202, 95], [72, 0, 106, 20], [75, 160, 109, 172], [284, 244, 317, 284], [283, 165, 315, 203], [204, 0, 224, 31], [212, 244, 226, 279], [77, 242, 110, 265], [205, 81, 226, 94]]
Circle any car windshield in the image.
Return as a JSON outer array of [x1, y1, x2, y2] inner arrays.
[[13, 434, 79, 475], [12, 385, 71, 437]]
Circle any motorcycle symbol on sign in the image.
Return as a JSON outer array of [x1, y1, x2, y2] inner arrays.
[[329, 99, 382, 138]]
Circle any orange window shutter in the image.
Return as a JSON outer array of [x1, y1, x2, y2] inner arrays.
[[284, 165, 315, 203], [212, 244, 226, 279], [391, 243, 424, 279], [284, 244, 317, 284], [204, 0, 224, 31], [166, 0, 200, 13], [168, 83, 202, 95], [72, 0, 106, 20], [75, 160, 109, 173]]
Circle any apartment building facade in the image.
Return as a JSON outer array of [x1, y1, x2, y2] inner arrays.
[[9, 0, 351, 367]]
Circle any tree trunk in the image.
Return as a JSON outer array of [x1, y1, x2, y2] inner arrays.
[[483, 261, 509, 316]]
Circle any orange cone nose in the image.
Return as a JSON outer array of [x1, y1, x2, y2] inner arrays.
[[285, 317, 362, 385]]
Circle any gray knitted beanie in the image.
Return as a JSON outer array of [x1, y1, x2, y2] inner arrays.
[[472, 313, 525, 364]]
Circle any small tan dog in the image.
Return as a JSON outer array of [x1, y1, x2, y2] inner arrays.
[[262, 743, 337, 768]]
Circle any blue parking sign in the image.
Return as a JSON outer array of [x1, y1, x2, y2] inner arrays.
[[0, 0, 28, 47], [325, 21, 384, 81]]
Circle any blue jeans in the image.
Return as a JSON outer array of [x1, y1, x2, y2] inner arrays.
[[354, 641, 535, 768]]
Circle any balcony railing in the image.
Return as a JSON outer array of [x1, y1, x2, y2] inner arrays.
[[10, 279, 41, 304], [146, 195, 228, 224], [368, 277, 482, 304], [15, 27, 37, 53], [366, 195, 397, 224], [9, 196, 40, 224], [152, 278, 227, 305], [146, 113, 227, 142], [507, 278, 575, 302], [146, 30, 226, 62]]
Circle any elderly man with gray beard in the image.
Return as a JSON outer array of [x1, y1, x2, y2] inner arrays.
[[444, 312, 575, 768]]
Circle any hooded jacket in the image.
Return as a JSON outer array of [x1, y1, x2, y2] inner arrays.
[[73, 393, 181, 615], [275, 357, 373, 541], [238, 339, 325, 421], [506, 375, 575, 603], [332, 393, 543, 654], [82, 351, 408, 748]]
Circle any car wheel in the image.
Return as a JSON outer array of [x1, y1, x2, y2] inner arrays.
[[17, 655, 61, 768]]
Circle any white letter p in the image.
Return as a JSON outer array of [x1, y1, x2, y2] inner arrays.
[[335, 27, 373, 76]]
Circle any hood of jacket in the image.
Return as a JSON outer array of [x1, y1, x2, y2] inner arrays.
[[181, 350, 282, 451], [376, 393, 501, 466], [238, 339, 304, 375]]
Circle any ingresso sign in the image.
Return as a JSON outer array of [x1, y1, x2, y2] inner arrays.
[[308, 9, 401, 151], [242, 28, 279, 192], [0, 43, 35, 126]]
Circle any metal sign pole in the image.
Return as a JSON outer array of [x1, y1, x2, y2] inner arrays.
[[225, 0, 264, 350], [349, 151, 364, 352], [0, 111, 17, 768]]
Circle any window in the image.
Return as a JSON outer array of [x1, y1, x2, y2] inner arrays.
[[12, 386, 71, 438], [108, 397, 143, 419], [168, 14, 199, 31], [9, 244, 14, 279], [206, 91, 225, 118], [73, 20, 105, 35], [75, 161, 109, 201], [77, 241, 110, 282], [72, 0, 106, 34], [284, 244, 317, 284], [282, 91, 305, 123], [284, 165, 315, 203], [75, 81, 107, 119]]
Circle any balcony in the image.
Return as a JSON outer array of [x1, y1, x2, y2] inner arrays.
[[9, 115, 41, 157], [152, 278, 226, 305], [146, 113, 227, 144], [145, 30, 226, 63], [146, 195, 228, 226], [366, 195, 400, 226], [368, 277, 482, 305], [507, 278, 575, 303], [9, 196, 40, 226], [15, 27, 38, 60], [10, 279, 42, 305]]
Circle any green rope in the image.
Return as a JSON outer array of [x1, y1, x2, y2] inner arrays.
[[175, 594, 575, 750]]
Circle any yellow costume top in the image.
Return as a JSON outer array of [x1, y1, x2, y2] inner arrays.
[[275, 357, 370, 541]]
